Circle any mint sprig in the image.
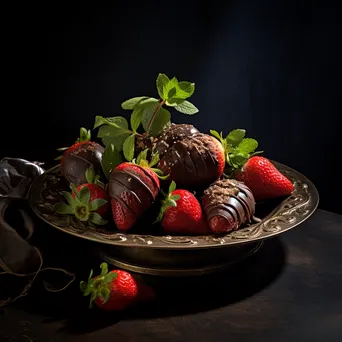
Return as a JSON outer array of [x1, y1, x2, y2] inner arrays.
[[101, 144, 123, 180], [210, 129, 263, 170]]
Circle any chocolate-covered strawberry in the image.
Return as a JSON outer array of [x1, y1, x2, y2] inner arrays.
[[202, 179, 258, 234], [109, 160, 161, 231], [158, 133, 225, 189], [57, 127, 104, 186]]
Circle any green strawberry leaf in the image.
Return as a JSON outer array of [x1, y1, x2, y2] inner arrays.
[[102, 143, 123, 179], [169, 194, 180, 201], [54, 203, 73, 215], [69, 184, 80, 201], [226, 129, 246, 147], [130, 107, 143, 132], [123, 134, 136, 161], [174, 100, 199, 115], [89, 198, 107, 211], [121, 96, 149, 110], [104, 272, 117, 284], [79, 127, 91, 142], [210, 130, 223, 142], [79, 186, 91, 205], [136, 148, 149, 165], [238, 138, 258, 154], [85, 166, 95, 184], [62, 191, 77, 208], [88, 212, 108, 225], [100, 262, 108, 276], [168, 180, 176, 194], [156, 73, 170, 100], [165, 199, 177, 207], [149, 152, 159, 167]]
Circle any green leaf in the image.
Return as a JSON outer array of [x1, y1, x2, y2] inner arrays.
[[123, 134, 136, 161], [174, 101, 199, 115], [149, 152, 159, 167], [80, 281, 88, 293], [165, 199, 177, 207], [121, 96, 148, 110], [151, 168, 164, 176], [165, 98, 184, 107], [169, 180, 176, 194], [54, 203, 73, 215], [156, 73, 170, 99], [94, 116, 129, 130], [55, 155, 63, 161], [169, 194, 180, 201], [101, 288, 111, 303], [100, 262, 108, 276], [238, 138, 258, 154], [98, 125, 130, 151], [79, 127, 91, 142], [229, 153, 249, 169], [88, 269, 94, 280], [88, 212, 108, 225], [62, 191, 77, 208], [102, 143, 123, 179], [70, 184, 80, 201], [226, 129, 246, 147], [163, 77, 178, 100], [136, 148, 149, 165], [79, 186, 90, 205], [89, 198, 107, 211], [142, 105, 171, 136], [167, 87, 177, 99], [175, 81, 195, 99], [130, 107, 143, 132], [85, 166, 95, 184], [104, 272, 117, 284], [210, 130, 222, 142]]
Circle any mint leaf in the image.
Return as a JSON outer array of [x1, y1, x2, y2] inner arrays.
[[142, 104, 171, 136], [89, 198, 107, 211], [238, 138, 258, 154], [229, 152, 249, 169], [226, 129, 246, 147], [94, 116, 129, 130], [54, 203, 73, 215], [123, 134, 135, 161], [102, 144, 123, 179], [156, 74, 170, 99], [163, 77, 178, 100], [169, 180, 176, 193], [174, 100, 199, 115], [210, 130, 222, 142], [175, 82, 195, 99], [130, 107, 143, 132], [121, 96, 148, 110], [167, 87, 177, 99], [88, 212, 108, 225], [165, 98, 184, 107], [79, 186, 90, 205]]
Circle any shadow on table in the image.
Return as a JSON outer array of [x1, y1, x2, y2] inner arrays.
[[12, 236, 286, 334]]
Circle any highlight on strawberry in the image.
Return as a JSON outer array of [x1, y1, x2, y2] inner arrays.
[[80, 262, 155, 311], [155, 181, 210, 235], [54, 166, 109, 225], [210, 128, 294, 201], [57, 127, 105, 186]]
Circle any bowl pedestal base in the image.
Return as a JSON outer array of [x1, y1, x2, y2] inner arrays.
[[97, 241, 263, 277]]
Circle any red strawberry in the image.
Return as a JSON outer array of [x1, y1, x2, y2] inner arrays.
[[202, 179, 256, 233], [156, 181, 210, 235], [80, 263, 138, 311], [235, 156, 294, 200], [54, 167, 109, 225], [57, 127, 104, 186], [109, 161, 161, 231], [158, 132, 225, 189]]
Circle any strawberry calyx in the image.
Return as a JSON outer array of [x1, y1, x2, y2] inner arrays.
[[53, 181, 108, 225], [55, 127, 92, 161], [80, 262, 117, 308], [84, 166, 104, 188], [154, 180, 180, 223], [132, 148, 169, 180], [210, 128, 263, 175]]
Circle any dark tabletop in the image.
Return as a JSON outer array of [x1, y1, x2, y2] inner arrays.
[[0, 209, 341, 342]]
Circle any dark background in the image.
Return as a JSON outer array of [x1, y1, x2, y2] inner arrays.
[[3, 0, 340, 213]]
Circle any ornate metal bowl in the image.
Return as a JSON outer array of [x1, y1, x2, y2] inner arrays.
[[29, 162, 319, 276]]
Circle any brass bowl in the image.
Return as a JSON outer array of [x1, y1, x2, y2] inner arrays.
[[29, 162, 319, 276]]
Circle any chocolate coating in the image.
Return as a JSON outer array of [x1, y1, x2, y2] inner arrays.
[[202, 179, 256, 233], [158, 133, 222, 188], [153, 123, 199, 160], [61, 142, 104, 186]]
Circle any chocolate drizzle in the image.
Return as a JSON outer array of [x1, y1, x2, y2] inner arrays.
[[109, 166, 159, 228], [61, 142, 104, 186], [158, 133, 223, 188], [202, 179, 256, 233]]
